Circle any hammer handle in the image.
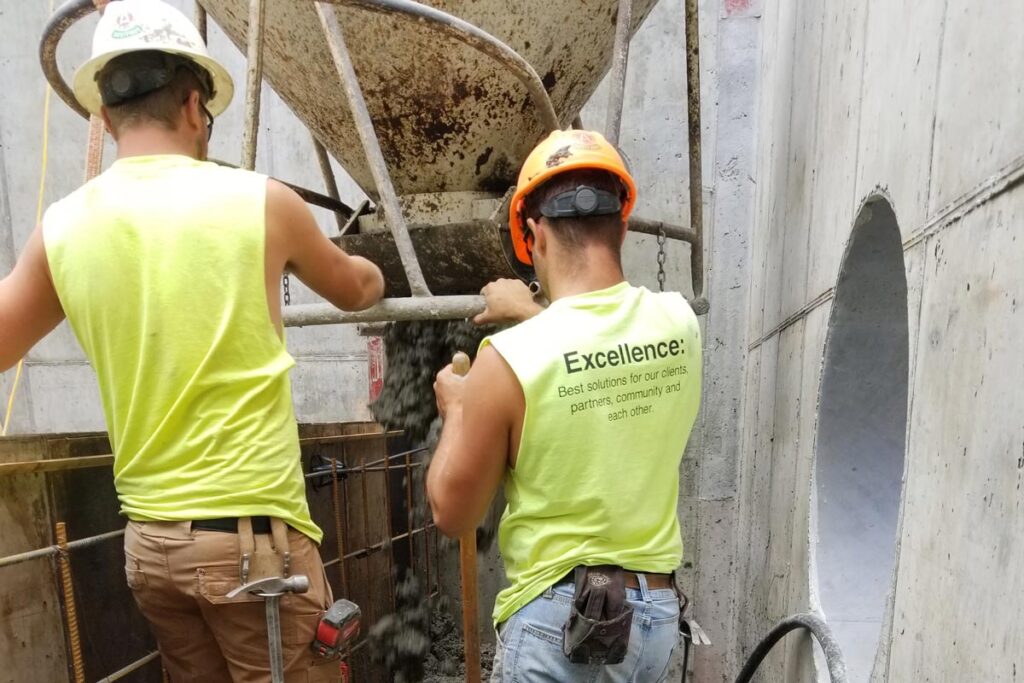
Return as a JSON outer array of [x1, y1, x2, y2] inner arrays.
[[451, 352, 481, 683]]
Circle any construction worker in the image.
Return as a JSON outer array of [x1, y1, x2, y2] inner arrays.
[[0, 1, 383, 680], [428, 129, 702, 681]]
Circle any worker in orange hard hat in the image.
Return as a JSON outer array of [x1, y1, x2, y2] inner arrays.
[[0, 1, 383, 680], [428, 129, 704, 681]]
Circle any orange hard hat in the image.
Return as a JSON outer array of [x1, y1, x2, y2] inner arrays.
[[508, 129, 637, 266]]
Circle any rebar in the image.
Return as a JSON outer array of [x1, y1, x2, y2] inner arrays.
[[0, 529, 124, 570], [331, 451, 349, 594], [55, 522, 86, 683], [95, 651, 161, 683]]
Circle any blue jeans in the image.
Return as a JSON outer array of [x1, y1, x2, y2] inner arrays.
[[491, 574, 680, 682]]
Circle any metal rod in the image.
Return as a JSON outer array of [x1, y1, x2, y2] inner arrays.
[[316, 3, 432, 297], [312, 136, 347, 232], [328, 0, 560, 132], [209, 158, 358, 217], [405, 451, 415, 574], [380, 443, 397, 602], [1, 432, 396, 478], [95, 651, 161, 683], [39, 0, 95, 119], [241, 0, 267, 170], [629, 216, 697, 244], [194, 1, 208, 42], [55, 522, 86, 683], [284, 295, 483, 327], [684, 0, 706, 310], [358, 453, 377, 628], [323, 524, 434, 565], [331, 450, 349, 594], [605, 0, 633, 146], [0, 454, 114, 476], [0, 529, 124, 570]]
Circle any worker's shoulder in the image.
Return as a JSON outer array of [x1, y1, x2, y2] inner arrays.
[[41, 173, 105, 234], [638, 287, 699, 328]]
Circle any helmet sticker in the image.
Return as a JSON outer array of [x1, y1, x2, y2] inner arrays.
[[112, 12, 143, 40], [546, 145, 573, 168]]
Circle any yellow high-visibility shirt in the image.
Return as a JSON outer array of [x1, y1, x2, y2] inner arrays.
[[43, 154, 320, 542], [483, 282, 702, 625]]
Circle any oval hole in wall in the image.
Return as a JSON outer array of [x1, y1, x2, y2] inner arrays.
[[814, 196, 909, 681]]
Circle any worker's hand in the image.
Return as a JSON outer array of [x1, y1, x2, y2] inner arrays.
[[434, 364, 467, 420], [473, 278, 544, 325]]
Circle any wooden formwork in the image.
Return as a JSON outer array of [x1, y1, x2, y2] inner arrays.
[[0, 424, 442, 683]]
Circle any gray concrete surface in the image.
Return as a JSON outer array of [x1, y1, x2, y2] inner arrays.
[[737, 0, 1024, 680]]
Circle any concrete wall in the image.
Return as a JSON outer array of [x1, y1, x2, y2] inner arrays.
[[737, 0, 1024, 680]]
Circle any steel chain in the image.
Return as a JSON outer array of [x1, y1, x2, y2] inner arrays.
[[656, 226, 667, 292], [283, 273, 292, 306]]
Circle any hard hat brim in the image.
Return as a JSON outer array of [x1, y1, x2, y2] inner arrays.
[[73, 48, 234, 118]]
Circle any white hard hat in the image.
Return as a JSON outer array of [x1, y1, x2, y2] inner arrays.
[[73, 0, 234, 117]]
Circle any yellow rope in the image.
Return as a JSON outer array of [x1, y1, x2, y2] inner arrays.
[[2, 1, 55, 437]]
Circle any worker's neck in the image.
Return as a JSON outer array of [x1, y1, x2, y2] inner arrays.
[[115, 127, 199, 160], [544, 251, 626, 301]]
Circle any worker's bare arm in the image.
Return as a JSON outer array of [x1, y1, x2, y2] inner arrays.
[[427, 345, 521, 537], [266, 180, 385, 311], [0, 225, 65, 372], [473, 278, 544, 325]]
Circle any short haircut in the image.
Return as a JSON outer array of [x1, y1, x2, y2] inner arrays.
[[102, 55, 209, 134], [522, 169, 628, 257]]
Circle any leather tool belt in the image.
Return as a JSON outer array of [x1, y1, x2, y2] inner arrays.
[[562, 565, 634, 665]]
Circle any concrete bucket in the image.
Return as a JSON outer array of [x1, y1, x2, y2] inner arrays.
[[42, 0, 701, 307]]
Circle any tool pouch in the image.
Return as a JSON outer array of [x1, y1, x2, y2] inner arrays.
[[238, 517, 292, 584], [561, 565, 634, 665]]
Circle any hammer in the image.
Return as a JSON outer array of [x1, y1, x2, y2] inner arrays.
[[228, 575, 310, 683], [452, 352, 481, 683]]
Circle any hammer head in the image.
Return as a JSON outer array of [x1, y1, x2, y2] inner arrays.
[[227, 574, 310, 599]]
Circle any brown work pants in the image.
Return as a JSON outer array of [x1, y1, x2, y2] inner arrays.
[[124, 521, 341, 683]]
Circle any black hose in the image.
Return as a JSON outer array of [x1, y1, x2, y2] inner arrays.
[[680, 635, 691, 682], [39, 0, 98, 120], [734, 612, 847, 683]]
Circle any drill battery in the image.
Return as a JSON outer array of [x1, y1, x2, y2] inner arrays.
[[311, 599, 362, 660]]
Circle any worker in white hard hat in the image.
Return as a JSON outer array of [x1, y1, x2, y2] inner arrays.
[[0, 1, 384, 680]]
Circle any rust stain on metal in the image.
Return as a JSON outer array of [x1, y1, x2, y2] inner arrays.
[[199, 0, 658, 197]]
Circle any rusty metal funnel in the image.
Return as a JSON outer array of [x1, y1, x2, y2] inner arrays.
[[200, 0, 658, 198]]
